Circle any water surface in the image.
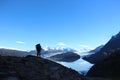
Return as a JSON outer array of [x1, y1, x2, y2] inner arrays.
[[57, 52, 94, 74]]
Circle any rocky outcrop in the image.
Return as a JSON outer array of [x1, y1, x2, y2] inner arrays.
[[48, 52, 80, 62], [87, 48, 120, 79], [0, 55, 85, 80]]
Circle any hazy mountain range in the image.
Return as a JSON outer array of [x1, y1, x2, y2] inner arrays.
[[0, 48, 28, 57], [29, 47, 92, 57], [0, 46, 89, 56]]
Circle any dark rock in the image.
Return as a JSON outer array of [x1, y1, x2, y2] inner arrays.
[[0, 55, 85, 80]]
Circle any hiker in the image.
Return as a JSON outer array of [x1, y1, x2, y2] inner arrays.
[[36, 44, 42, 57]]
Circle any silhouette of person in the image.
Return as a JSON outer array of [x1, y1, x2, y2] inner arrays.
[[36, 44, 41, 57]]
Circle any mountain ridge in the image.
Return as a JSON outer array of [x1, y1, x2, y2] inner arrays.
[[83, 31, 120, 64], [88, 45, 104, 53]]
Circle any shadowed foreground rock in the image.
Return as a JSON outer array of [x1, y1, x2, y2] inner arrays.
[[0, 55, 85, 80]]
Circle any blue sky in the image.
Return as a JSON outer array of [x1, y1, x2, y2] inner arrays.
[[0, 0, 120, 50]]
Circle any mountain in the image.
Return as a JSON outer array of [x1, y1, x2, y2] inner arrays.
[[83, 32, 120, 64], [88, 45, 104, 53], [87, 48, 120, 80], [0, 48, 28, 57], [99, 32, 120, 53], [0, 55, 86, 80], [48, 52, 80, 62]]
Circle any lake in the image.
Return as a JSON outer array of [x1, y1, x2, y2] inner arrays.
[[56, 53, 94, 75]]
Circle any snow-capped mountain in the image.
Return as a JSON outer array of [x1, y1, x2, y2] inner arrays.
[[29, 47, 77, 57], [29, 47, 92, 57]]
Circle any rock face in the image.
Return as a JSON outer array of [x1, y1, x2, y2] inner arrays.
[[87, 48, 120, 79], [83, 32, 120, 64], [0, 55, 85, 80], [48, 52, 80, 62]]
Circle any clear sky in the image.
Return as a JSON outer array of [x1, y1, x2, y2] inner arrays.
[[0, 0, 120, 50]]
